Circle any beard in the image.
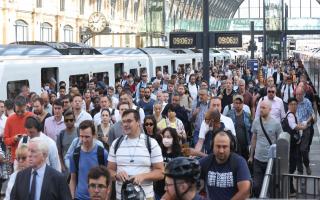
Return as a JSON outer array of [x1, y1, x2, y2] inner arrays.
[[145, 95, 151, 100]]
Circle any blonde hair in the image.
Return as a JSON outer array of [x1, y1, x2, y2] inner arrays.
[[15, 144, 28, 157]]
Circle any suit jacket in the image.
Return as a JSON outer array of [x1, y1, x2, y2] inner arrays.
[[272, 72, 283, 85], [10, 165, 71, 200]]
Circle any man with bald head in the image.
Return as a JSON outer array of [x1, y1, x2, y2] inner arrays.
[[40, 91, 52, 115], [249, 99, 283, 197]]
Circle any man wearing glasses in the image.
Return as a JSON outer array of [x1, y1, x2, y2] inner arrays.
[[87, 166, 111, 200], [254, 85, 285, 121]]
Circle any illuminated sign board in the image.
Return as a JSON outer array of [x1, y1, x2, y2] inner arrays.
[[214, 33, 242, 48], [169, 33, 198, 48]]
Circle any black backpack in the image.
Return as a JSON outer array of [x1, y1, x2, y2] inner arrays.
[[73, 145, 105, 184], [281, 112, 300, 143], [114, 134, 151, 156]]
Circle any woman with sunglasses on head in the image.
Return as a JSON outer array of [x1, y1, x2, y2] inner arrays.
[[154, 127, 182, 200], [5, 144, 29, 200], [96, 108, 113, 150], [143, 115, 162, 146]]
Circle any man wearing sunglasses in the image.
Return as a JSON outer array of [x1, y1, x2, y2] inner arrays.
[[255, 85, 285, 121], [57, 110, 78, 174]]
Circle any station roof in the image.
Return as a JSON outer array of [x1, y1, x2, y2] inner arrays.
[[96, 47, 145, 55], [169, 0, 244, 20]]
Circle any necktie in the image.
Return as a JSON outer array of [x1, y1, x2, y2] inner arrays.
[[29, 170, 37, 200]]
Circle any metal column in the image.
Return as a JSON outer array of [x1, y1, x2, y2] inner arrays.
[[202, 0, 210, 83]]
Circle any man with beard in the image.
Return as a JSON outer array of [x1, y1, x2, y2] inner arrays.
[[138, 87, 155, 116], [4, 95, 33, 162], [199, 131, 251, 200], [33, 97, 51, 131]]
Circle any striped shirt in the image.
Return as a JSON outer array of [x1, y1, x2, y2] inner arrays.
[[108, 133, 163, 199]]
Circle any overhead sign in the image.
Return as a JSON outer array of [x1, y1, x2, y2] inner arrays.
[[169, 32, 242, 49], [215, 33, 242, 48], [247, 59, 259, 76], [169, 33, 198, 48]]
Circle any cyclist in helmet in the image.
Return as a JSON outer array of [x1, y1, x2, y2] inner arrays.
[[121, 180, 146, 200], [161, 157, 204, 200]]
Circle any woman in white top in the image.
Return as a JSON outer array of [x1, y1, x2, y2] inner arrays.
[[5, 144, 29, 200]]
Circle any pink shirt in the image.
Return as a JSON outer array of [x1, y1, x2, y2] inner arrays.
[[44, 116, 66, 142]]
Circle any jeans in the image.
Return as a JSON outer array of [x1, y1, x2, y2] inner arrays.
[[193, 130, 200, 147]]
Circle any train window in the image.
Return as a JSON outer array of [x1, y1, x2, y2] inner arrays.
[[129, 69, 138, 77], [163, 66, 168, 74], [192, 59, 196, 70], [41, 67, 58, 91], [114, 63, 124, 83], [178, 64, 185, 73], [139, 67, 147, 76], [171, 60, 176, 74], [92, 72, 109, 86], [7, 80, 29, 99], [156, 66, 162, 73], [69, 74, 89, 94]]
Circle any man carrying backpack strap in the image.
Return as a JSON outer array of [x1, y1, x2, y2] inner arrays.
[[107, 109, 164, 200], [69, 120, 108, 200]]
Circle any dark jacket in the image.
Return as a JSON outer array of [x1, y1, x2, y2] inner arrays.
[[10, 165, 71, 200]]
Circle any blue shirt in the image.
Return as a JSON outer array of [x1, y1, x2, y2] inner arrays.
[[70, 145, 108, 200], [297, 98, 314, 123], [199, 153, 251, 200], [138, 99, 156, 116], [29, 164, 46, 200]]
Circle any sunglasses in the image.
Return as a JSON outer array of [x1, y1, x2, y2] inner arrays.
[[144, 123, 154, 127], [64, 119, 74, 122], [268, 91, 275, 93], [16, 156, 27, 161]]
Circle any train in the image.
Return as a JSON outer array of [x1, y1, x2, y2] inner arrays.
[[0, 42, 249, 100], [293, 48, 320, 94]]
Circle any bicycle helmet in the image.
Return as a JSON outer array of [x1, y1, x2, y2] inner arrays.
[[121, 180, 146, 200], [164, 157, 201, 182]]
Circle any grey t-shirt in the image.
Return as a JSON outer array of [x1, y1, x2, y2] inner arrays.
[[57, 128, 78, 158], [251, 116, 283, 162]]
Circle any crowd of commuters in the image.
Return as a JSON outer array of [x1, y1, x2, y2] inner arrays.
[[0, 56, 318, 200]]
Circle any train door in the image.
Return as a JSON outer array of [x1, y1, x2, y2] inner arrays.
[[171, 60, 176, 74], [214, 57, 216, 66], [163, 65, 169, 74], [7, 80, 29, 99], [178, 64, 185, 73], [139, 67, 147, 76], [192, 59, 196, 70], [41, 67, 58, 91], [129, 69, 138, 77], [114, 63, 124, 82], [92, 71, 109, 86], [69, 74, 89, 94]]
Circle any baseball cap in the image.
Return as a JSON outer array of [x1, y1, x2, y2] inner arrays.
[[233, 94, 244, 102]]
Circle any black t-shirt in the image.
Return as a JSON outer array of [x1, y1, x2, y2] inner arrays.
[[235, 114, 247, 147]]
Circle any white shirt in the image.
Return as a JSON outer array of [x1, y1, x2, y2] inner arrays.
[[108, 134, 163, 199], [29, 163, 46, 200], [114, 105, 145, 124], [5, 171, 17, 200], [188, 83, 198, 101], [93, 108, 114, 126], [255, 96, 286, 121], [75, 110, 93, 127], [281, 84, 295, 103], [18, 133, 61, 172], [0, 114, 7, 137], [199, 115, 236, 139]]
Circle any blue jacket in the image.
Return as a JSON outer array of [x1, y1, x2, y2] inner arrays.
[[226, 109, 252, 145]]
